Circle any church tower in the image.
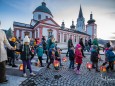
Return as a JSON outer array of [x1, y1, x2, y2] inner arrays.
[[86, 12, 97, 40], [76, 5, 85, 32], [70, 21, 75, 30]]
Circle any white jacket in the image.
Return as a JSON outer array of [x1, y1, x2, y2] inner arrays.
[[0, 30, 13, 62]]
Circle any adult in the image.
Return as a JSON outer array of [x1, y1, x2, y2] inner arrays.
[[0, 30, 15, 83], [88, 39, 92, 49], [79, 38, 85, 57], [66, 36, 74, 57], [85, 39, 89, 52], [92, 38, 99, 54], [47, 35, 55, 50], [42, 36, 48, 63]]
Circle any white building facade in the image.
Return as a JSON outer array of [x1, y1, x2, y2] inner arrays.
[[13, 2, 96, 43]]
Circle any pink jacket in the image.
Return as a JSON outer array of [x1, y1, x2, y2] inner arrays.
[[75, 48, 83, 64]]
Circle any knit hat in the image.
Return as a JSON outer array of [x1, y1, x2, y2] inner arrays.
[[76, 44, 81, 48], [93, 45, 97, 49], [11, 37, 16, 42], [23, 36, 30, 44], [38, 43, 42, 47]]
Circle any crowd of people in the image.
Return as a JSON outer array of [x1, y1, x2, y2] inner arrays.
[[0, 29, 115, 84]]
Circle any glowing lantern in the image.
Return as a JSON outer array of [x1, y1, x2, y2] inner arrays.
[[62, 57, 67, 62], [100, 66, 106, 72], [19, 64, 23, 71], [86, 62, 92, 69], [76, 62, 78, 65], [114, 61, 115, 64], [53, 60, 59, 70], [35, 60, 40, 66], [16, 52, 20, 54]]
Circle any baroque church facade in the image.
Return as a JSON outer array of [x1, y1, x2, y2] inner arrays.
[[13, 2, 97, 43]]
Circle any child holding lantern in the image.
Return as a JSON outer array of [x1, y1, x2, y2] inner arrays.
[[68, 46, 75, 69], [16, 36, 35, 77], [36, 43, 44, 67], [47, 44, 56, 69], [106, 47, 115, 72], [74, 44, 83, 74], [90, 45, 100, 72], [55, 47, 63, 66]]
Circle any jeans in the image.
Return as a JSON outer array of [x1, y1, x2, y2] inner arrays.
[[77, 63, 81, 70], [22, 60, 32, 73], [69, 60, 74, 68]]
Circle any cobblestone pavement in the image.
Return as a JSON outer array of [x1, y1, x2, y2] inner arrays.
[[20, 54, 115, 86]]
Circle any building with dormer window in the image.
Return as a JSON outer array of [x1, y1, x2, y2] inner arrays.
[[13, 2, 96, 44]]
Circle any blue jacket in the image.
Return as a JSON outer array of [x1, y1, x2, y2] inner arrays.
[[36, 47, 44, 57], [106, 50, 115, 61]]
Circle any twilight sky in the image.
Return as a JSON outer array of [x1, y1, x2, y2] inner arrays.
[[0, 0, 115, 40]]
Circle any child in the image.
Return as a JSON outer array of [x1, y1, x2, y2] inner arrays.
[[7, 37, 18, 67], [55, 47, 62, 66], [17, 36, 35, 77], [90, 45, 100, 72], [74, 44, 83, 74], [106, 47, 115, 72], [47, 44, 55, 69], [36, 44, 44, 67], [102, 42, 110, 66], [68, 47, 74, 69]]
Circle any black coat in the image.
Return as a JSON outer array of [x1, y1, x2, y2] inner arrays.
[[7, 41, 15, 58], [68, 49, 74, 60], [90, 50, 98, 62]]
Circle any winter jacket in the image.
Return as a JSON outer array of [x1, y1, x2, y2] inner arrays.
[[106, 50, 115, 61], [75, 48, 83, 64], [55, 51, 60, 60], [68, 49, 74, 60], [16, 44, 31, 60], [36, 47, 44, 57], [68, 39, 74, 49], [0, 30, 13, 62], [7, 41, 16, 58], [49, 48, 55, 60], [90, 49, 98, 62]]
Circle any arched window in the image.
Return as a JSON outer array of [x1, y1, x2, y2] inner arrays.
[[75, 36, 76, 42], [38, 14, 41, 20], [64, 34, 67, 42], [58, 33, 60, 43]]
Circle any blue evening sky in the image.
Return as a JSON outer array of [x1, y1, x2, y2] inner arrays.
[[0, 0, 115, 40]]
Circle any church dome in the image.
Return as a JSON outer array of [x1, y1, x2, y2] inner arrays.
[[33, 2, 53, 17]]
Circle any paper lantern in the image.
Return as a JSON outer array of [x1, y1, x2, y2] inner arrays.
[[62, 57, 67, 62], [16, 52, 20, 54], [53, 60, 59, 70], [76, 62, 78, 64], [86, 62, 92, 69], [35, 60, 40, 66], [19, 64, 23, 71], [100, 66, 106, 72]]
